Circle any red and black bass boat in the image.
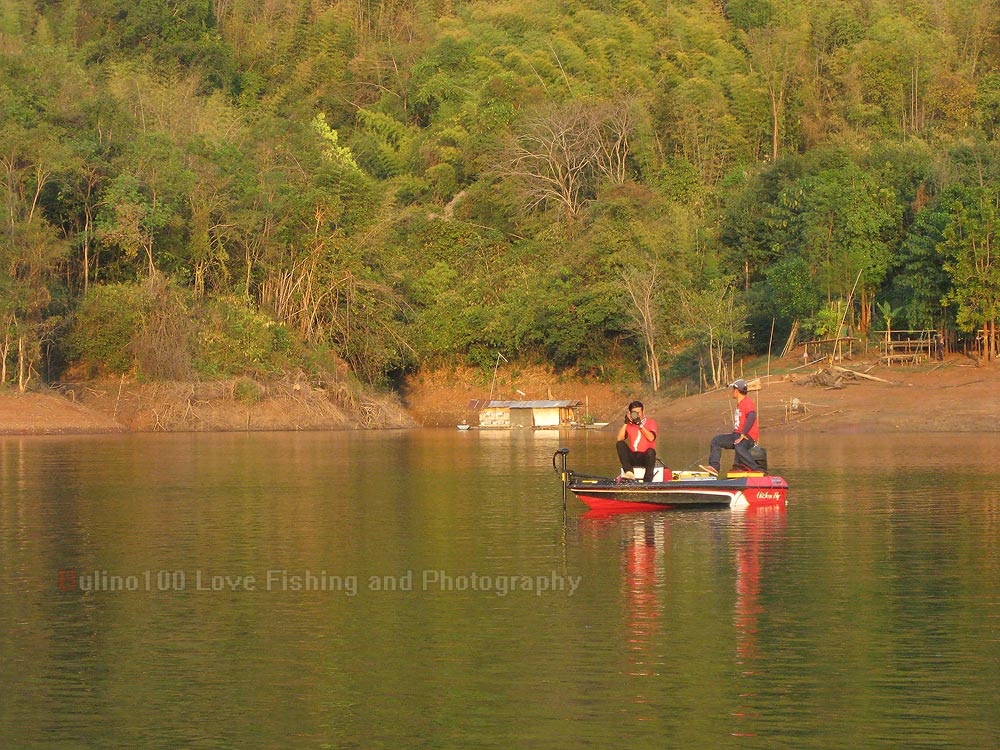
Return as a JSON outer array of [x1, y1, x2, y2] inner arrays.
[[553, 448, 788, 512]]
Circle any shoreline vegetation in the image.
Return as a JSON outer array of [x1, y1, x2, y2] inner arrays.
[[3, 3, 1000, 427], [3, 357, 997, 437]]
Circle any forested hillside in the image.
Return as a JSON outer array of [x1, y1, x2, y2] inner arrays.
[[1, 0, 998, 393]]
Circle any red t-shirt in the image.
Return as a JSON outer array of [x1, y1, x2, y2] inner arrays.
[[624, 418, 658, 452], [733, 396, 759, 441]]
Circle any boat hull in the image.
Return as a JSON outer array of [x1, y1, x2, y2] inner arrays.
[[569, 475, 788, 512]]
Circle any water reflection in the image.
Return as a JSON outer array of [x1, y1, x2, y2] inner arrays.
[[4, 431, 1000, 749], [577, 505, 789, 737], [731, 506, 786, 738]]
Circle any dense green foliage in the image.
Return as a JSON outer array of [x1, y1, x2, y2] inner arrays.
[[2, 0, 1000, 390]]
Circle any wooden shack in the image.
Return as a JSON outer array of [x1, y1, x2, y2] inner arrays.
[[477, 400, 583, 428]]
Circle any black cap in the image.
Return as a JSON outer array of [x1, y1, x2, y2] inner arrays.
[[628, 400, 644, 410], [729, 379, 748, 393]]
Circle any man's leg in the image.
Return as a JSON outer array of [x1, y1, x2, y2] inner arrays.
[[733, 438, 761, 471], [616, 440, 633, 473], [708, 433, 736, 472], [641, 449, 657, 482]]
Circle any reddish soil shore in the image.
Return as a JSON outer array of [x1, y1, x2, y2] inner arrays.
[[1, 355, 996, 435], [401, 357, 1000, 436], [663, 358, 999, 436], [0, 391, 124, 435], [0, 377, 414, 434]]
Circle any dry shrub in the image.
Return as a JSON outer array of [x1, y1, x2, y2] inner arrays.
[[132, 274, 193, 380]]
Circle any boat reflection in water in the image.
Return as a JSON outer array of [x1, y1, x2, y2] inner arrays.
[[577, 504, 787, 734], [730, 505, 786, 738]]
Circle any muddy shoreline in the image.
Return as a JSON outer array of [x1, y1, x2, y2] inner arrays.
[[0, 377, 415, 435], [1, 357, 997, 436]]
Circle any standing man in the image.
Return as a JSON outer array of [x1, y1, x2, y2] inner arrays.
[[705, 379, 762, 476], [616, 400, 659, 482]]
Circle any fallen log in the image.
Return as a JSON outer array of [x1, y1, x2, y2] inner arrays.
[[832, 365, 892, 384]]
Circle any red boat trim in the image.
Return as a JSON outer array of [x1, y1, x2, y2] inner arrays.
[[569, 477, 787, 512], [574, 495, 679, 512]]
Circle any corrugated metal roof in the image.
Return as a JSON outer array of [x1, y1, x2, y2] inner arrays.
[[482, 400, 582, 409]]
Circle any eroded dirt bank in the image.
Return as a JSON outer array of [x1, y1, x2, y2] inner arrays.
[[401, 357, 1000, 436], [1, 356, 996, 436], [0, 377, 415, 434]]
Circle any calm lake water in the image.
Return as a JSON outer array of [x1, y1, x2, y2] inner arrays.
[[1, 429, 998, 749]]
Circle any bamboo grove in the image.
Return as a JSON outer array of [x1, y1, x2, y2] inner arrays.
[[1, 0, 999, 391]]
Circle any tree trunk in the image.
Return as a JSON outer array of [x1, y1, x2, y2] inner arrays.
[[706, 329, 717, 388], [83, 227, 90, 294], [18, 336, 28, 393], [144, 237, 156, 276], [648, 344, 660, 392], [620, 266, 662, 391], [194, 261, 206, 299], [0, 330, 9, 386], [710, 337, 726, 389], [771, 89, 780, 161]]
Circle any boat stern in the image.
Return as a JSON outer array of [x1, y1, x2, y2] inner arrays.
[[732, 475, 788, 509]]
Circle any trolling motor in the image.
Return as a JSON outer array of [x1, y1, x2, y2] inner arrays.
[[553, 447, 570, 509]]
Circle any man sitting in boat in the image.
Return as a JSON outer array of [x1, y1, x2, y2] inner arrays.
[[705, 379, 762, 477], [615, 400, 659, 482]]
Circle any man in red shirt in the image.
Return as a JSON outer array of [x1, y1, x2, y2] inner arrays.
[[616, 400, 660, 482], [706, 379, 762, 476]]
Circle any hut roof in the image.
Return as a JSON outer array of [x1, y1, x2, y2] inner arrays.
[[481, 400, 582, 409]]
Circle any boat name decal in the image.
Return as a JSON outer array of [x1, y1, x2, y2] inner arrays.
[[755, 491, 783, 501]]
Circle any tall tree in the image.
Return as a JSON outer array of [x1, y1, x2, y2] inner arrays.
[[789, 161, 900, 331], [94, 173, 169, 277], [677, 278, 749, 390], [0, 123, 71, 389], [743, 18, 807, 160], [494, 101, 603, 234], [940, 184, 1000, 360], [619, 258, 665, 392]]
